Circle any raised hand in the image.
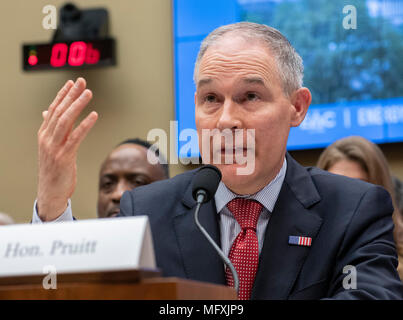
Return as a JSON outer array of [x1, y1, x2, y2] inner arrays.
[[37, 78, 98, 221]]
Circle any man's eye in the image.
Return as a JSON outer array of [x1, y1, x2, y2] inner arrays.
[[129, 177, 148, 187], [246, 92, 259, 101], [101, 181, 114, 192], [132, 179, 145, 186], [204, 94, 217, 103]]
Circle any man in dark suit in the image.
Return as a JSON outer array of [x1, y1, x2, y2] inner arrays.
[[119, 153, 403, 299], [34, 22, 403, 299]]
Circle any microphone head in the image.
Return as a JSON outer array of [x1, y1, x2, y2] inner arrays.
[[192, 165, 222, 203]]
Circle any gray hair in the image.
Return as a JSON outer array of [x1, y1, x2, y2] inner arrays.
[[193, 22, 304, 97]]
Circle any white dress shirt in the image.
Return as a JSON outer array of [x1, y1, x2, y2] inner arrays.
[[32, 199, 73, 223], [214, 158, 287, 257]]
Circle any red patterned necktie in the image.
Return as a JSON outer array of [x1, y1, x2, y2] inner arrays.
[[225, 198, 263, 300]]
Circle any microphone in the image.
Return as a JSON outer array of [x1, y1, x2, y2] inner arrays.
[[192, 165, 239, 296]]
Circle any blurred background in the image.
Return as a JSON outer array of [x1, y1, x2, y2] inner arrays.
[[0, 0, 402, 222]]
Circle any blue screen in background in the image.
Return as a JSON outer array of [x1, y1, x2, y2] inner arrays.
[[173, 0, 403, 158]]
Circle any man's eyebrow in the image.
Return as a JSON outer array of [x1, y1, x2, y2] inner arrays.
[[242, 77, 266, 86], [101, 173, 117, 179], [197, 78, 212, 88]]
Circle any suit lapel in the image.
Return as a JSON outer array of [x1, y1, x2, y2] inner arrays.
[[251, 154, 323, 299], [173, 178, 226, 285]]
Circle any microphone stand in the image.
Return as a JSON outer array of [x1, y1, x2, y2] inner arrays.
[[194, 190, 239, 297]]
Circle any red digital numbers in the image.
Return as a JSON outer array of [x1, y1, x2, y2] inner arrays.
[[68, 41, 86, 66], [84, 43, 100, 64], [50, 41, 100, 67], [50, 43, 68, 67]]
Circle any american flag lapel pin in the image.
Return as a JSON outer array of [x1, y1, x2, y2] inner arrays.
[[289, 235, 312, 247]]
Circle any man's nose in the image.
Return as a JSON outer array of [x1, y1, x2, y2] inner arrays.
[[111, 182, 128, 203], [217, 99, 242, 130]]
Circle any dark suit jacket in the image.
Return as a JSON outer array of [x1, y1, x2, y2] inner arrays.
[[119, 153, 403, 299]]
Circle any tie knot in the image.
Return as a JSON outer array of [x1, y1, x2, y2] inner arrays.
[[227, 198, 263, 230]]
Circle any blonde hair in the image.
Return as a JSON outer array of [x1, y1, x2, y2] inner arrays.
[[317, 136, 394, 192]]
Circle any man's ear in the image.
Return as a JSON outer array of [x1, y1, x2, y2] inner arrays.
[[289, 87, 311, 127]]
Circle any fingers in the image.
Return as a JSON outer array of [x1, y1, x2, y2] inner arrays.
[[52, 89, 93, 145], [65, 111, 98, 154], [36, 78, 97, 222], [40, 80, 74, 132], [46, 78, 87, 135], [38, 76, 97, 150]]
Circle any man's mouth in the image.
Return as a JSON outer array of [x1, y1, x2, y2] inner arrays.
[[108, 208, 120, 218], [219, 147, 251, 156], [210, 146, 255, 166], [220, 147, 248, 152]]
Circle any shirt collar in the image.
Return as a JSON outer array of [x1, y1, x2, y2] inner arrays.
[[214, 157, 287, 213]]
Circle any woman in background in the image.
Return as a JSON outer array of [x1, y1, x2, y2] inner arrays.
[[317, 136, 403, 281]]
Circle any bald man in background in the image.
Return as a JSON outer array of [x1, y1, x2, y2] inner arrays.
[[97, 138, 169, 218]]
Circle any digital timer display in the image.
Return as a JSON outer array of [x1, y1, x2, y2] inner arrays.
[[22, 38, 116, 71]]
